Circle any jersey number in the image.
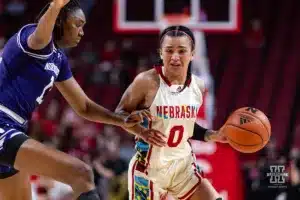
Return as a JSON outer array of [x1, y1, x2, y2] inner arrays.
[[36, 76, 54, 104], [168, 125, 184, 147]]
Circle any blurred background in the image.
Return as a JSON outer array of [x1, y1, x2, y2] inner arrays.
[[0, 0, 300, 199]]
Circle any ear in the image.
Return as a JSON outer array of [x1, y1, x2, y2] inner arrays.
[[55, 17, 63, 27], [159, 49, 163, 60], [56, 21, 61, 27], [191, 50, 195, 60]]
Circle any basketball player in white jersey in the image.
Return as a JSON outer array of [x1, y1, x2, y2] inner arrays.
[[116, 25, 227, 200]]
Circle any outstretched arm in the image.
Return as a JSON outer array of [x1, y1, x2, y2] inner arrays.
[[55, 77, 126, 127], [27, 0, 70, 50]]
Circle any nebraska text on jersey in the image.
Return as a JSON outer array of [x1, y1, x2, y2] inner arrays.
[[156, 105, 199, 119]]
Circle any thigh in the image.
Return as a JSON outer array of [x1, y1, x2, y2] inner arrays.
[[0, 170, 32, 200], [169, 158, 202, 200], [128, 159, 168, 200], [13, 139, 92, 186]]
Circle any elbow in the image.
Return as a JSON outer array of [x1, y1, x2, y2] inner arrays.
[[75, 100, 90, 118]]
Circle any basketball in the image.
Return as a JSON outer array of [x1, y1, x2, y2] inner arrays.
[[222, 107, 271, 153]]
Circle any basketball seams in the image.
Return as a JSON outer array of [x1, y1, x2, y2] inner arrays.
[[225, 124, 264, 143], [239, 111, 270, 139], [227, 136, 263, 147]]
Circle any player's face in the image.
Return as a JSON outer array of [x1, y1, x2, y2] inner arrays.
[[160, 35, 194, 76], [61, 8, 86, 48]]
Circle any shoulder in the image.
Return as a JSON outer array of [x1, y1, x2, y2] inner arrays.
[[134, 68, 159, 87], [17, 24, 37, 37], [16, 23, 54, 60], [192, 74, 205, 93]]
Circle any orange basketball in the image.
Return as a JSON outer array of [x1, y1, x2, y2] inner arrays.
[[222, 107, 271, 153]]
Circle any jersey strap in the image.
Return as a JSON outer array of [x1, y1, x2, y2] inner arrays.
[[154, 65, 192, 87]]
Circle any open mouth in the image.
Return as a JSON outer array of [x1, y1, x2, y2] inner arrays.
[[170, 63, 181, 67]]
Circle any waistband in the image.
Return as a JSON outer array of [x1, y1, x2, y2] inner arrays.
[[0, 104, 27, 125]]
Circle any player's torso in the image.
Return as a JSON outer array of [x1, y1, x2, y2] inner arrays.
[[136, 67, 203, 167], [0, 31, 64, 120]]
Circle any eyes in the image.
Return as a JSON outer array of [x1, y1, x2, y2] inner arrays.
[[164, 48, 189, 54], [75, 22, 85, 28]]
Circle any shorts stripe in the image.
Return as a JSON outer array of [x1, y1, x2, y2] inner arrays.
[[178, 163, 202, 200], [150, 181, 154, 200], [0, 129, 15, 140], [145, 120, 153, 170], [10, 132, 23, 139], [0, 129, 16, 150], [131, 160, 138, 200], [131, 160, 154, 200], [0, 129, 23, 151]]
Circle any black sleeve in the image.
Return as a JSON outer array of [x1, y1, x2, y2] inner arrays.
[[191, 123, 208, 141]]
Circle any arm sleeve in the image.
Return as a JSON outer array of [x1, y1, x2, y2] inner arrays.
[[17, 24, 54, 60]]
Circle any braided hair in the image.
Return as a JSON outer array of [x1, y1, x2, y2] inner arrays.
[[157, 25, 195, 90], [35, 0, 81, 42]]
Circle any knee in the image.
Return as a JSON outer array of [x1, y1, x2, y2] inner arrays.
[[70, 161, 94, 188], [76, 162, 94, 182], [76, 162, 94, 183]]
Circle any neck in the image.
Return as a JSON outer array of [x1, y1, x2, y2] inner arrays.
[[163, 67, 187, 85], [55, 40, 65, 49]]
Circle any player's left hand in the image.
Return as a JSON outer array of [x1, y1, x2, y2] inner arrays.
[[205, 128, 228, 143], [123, 110, 155, 128]]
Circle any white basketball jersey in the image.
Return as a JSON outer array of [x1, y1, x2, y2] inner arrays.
[[145, 67, 204, 167]]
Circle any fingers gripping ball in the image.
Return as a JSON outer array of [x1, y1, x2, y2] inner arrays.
[[222, 107, 271, 153]]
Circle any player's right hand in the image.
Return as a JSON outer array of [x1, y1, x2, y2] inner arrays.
[[52, 0, 71, 9], [139, 129, 167, 147]]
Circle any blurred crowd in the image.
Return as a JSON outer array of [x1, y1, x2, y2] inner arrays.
[[0, 0, 299, 200]]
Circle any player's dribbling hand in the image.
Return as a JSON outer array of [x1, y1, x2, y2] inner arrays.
[[52, 0, 71, 9], [123, 110, 156, 128], [205, 128, 228, 143], [139, 129, 167, 147]]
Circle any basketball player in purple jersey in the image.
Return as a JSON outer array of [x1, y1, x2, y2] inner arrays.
[[0, 0, 166, 199]]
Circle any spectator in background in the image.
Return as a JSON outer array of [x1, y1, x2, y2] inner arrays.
[[100, 40, 119, 61], [276, 156, 300, 200], [80, 42, 98, 64], [3, 0, 27, 38], [136, 57, 149, 74], [92, 60, 113, 84], [120, 39, 138, 68], [110, 59, 131, 92], [92, 128, 127, 200], [245, 18, 265, 49]]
